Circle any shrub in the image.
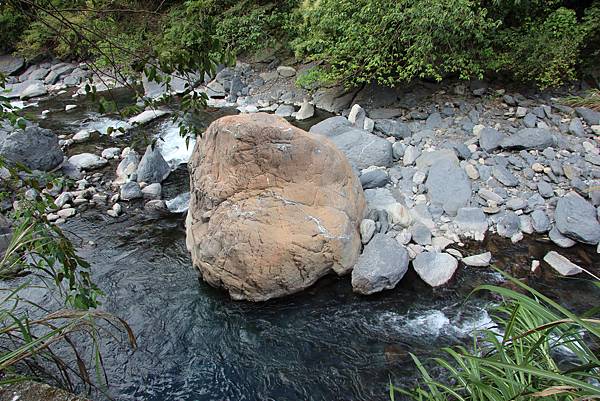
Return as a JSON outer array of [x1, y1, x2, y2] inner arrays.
[[0, 5, 27, 54]]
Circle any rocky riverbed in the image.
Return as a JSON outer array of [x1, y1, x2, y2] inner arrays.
[[2, 54, 600, 400]]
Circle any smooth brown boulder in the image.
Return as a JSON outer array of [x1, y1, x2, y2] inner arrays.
[[186, 113, 366, 301]]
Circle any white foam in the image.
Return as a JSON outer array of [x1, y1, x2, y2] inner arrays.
[[166, 192, 190, 214], [155, 122, 196, 168], [75, 116, 132, 135]]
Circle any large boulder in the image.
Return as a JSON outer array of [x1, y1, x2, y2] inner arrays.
[[0, 123, 63, 171], [186, 113, 366, 301], [555, 191, 600, 244], [351, 233, 409, 295]]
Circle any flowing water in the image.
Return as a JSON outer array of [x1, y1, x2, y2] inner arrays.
[[13, 89, 600, 401]]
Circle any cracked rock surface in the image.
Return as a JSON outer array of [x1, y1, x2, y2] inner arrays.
[[185, 113, 366, 301]]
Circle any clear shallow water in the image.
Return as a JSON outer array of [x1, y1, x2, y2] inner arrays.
[[17, 88, 600, 401], [59, 207, 600, 401]]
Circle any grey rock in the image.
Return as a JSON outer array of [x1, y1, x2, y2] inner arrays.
[[392, 142, 405, 160], [116, 151, 140, 180], [543, 251, 583, 276], [549, 226, 576, 248], [206, 81, 226, 98], [497, 211, 521, 238], [141, 183, 162, 200], [455, 207, 488, 237], [20, 80, 47, 99], [493, 165, 519, 187], [462, 252, 492, 267], [412, 252, 459, 287], [425, 159, 471, 216], [277, 66, 296, 77], [374, 119, 411, 139], [415, 149, 458, 171], [479, 128, 505, 152], [537, 181, 554, 198], [410, 223, 432, 245], [325, 129, 393, 169], [44, 64, 76, 85], [531, 209, 550, 233], [506, 198, 526, 210], [348, 104, 366, 129], [69, 153, 108, 171], [120, 181, 142, 201], [275, 104, 295, 117], [523, 113, 537, 128], [137, 145, 171, 184], [500, 128, 556, 150], [360, 219, 376, 244], [569, 118, 586, 137], [0, 55, 25, 75], [296, 101, 315, 121], [575, 107, 600, 126], [555, 191, 600, 244], [27, 67, 49, 81], [351, 234, 409, 295], [360, 170, 389, 189], [0, 123, 63, 171], [519, 214, 534, 234], [309, 116, 353, 137], [425, 112, 443, 129], [54, 192, 72, 209], [403, 145, 420, 166], [479, 188, 505, 204]]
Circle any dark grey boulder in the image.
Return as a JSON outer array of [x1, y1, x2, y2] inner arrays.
[[0, 123, 63, 171], [351, 234, 409, 295], [360, 170, 389, 189], [137, 145, 171, 184], [500, 128, 556, 150], [373, 119, 411, 139], [555, 191, 600, 244]]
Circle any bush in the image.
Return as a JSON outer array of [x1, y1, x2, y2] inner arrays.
[[293, 0, 498, 87], [0, 5, 27, 54], [293, 0, 600, 88]]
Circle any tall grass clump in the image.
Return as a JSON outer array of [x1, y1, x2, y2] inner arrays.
[[393, 272, 600, 401]]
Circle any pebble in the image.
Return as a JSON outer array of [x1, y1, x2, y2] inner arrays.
[[543, 251, 583, 276]]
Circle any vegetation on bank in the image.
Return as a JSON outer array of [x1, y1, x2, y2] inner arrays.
[[393, 272, 600, 401], [0, 79, 135, 393], [1, 0, 599, 89]]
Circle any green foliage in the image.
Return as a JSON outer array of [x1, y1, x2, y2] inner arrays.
[[0, 4, 27, 53], [493, 7, 588, 88], [393, 272, 600, 401], [0, 155, 136, 389], [293, 0, 600, 88]]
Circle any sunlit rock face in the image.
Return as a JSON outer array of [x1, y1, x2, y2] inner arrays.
[[186, 113, 366, 301]]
